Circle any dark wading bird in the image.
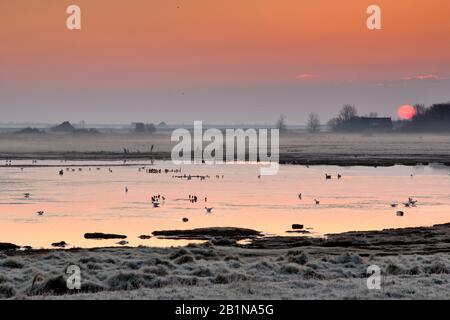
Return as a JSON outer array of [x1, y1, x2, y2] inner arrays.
[[51, 241, 68, 248]]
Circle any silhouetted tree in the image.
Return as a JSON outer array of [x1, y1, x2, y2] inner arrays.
[[401, 103, 450, 132], [328, 105, 358, 131], [414, 104, 426, 116], [338, 104, 358, 122], [306, 113, 321, 133], [276, 115, 287, 132]]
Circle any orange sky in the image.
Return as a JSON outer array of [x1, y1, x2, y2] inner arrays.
[[1, 0, 450, 123]]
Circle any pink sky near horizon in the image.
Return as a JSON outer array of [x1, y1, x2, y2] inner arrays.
[[1, 0, 450, 123]]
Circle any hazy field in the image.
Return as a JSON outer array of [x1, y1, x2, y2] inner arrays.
[[2, 132, 450, 165]]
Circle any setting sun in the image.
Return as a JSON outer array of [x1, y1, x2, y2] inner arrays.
[[397, 105, 417, 120]]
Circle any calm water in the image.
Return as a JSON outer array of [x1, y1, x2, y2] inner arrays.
[[1, 160, 450, 248]]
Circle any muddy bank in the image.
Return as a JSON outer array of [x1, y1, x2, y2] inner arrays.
[[152, 227, 262, 240], [244, 223, 450, 255], [2, 224, 449, 256], [0, 235, 448, 300], [149, 223, 450, 256], [84, 233, 127, 240], [278, 153, 450, 167], [0, 151, 169, 162], [2, 151, 450, 167]]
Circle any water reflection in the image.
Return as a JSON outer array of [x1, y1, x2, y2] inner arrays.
[[0, 160, 449, 248]]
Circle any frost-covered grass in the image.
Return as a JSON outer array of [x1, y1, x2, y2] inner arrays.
[[0, 245, 448, 300], [3, 132, 450, 158]]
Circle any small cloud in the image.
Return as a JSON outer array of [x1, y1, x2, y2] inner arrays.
[[294, 73, 318, 80], [401, 74, 449, 81]]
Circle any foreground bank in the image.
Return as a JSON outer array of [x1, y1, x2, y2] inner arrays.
[[0, 223, 448, 299]]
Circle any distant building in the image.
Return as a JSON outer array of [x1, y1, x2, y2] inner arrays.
[[51, 121, 75, 133], [338, 117, 393, 132], [132, 122, 156, 133], [358, 117, 393, 131], [157, 121, 168, 129], [133, 122, 146, 133]]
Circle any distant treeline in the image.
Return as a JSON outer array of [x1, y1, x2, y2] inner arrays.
[[325, 103, 450, 133], [401, 103, 450, 132]]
